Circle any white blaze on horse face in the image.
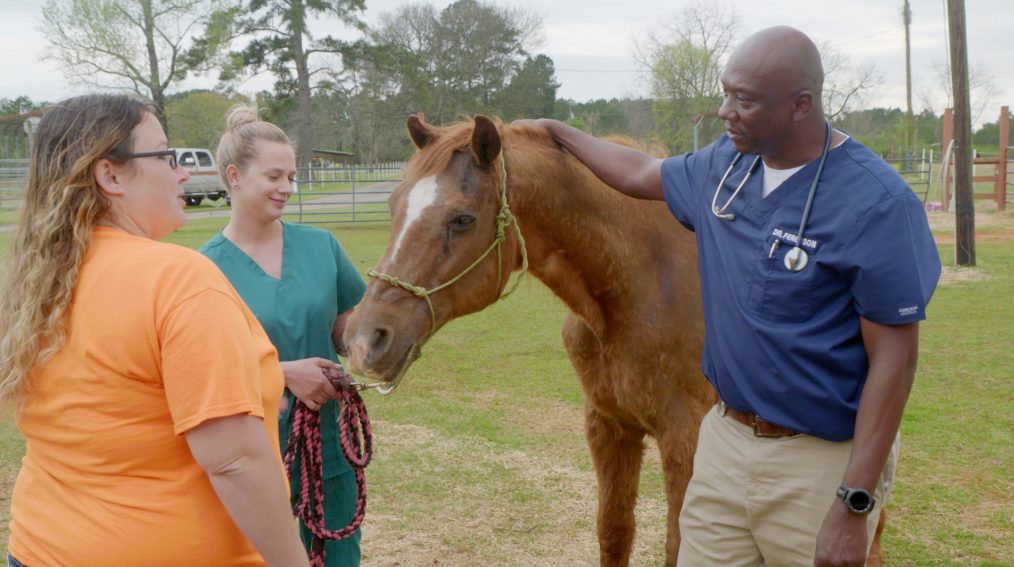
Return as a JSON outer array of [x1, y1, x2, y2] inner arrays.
[[389, 175, 440, 264]]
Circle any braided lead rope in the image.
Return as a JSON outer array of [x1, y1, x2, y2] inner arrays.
[[367, 153, 528, 333], [283, 367, 373, 567]]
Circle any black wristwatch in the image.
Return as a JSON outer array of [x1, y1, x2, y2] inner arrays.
[[836, 486, 876, 515]]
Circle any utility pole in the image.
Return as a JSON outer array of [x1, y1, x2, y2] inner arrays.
[[948, 0, 975, 265], [903, 0, 914, 148]]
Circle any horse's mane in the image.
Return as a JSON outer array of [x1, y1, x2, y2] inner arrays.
[[405, 116, 667, 176]]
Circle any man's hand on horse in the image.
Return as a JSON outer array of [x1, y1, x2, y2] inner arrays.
[[281, 358, 341, 412]]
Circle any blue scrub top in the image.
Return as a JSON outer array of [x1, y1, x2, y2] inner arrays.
[[661, 134, 940, 441]]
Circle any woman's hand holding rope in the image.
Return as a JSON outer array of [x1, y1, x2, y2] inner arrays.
[[280, 358, 341, 412], [284, 366, 373, 567]]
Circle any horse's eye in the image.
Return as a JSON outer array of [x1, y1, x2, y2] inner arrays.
[[447, 214, 475, 233]]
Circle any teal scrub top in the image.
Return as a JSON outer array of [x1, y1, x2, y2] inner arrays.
[[200, 222, 366, 479]]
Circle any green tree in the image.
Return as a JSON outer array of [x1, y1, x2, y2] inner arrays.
[[0, 96, 47, 117], [971, 120, 1014, 152], [165, 90, 251, 149], [554, 98, 655, 141], [837, 106, 944, 155], [649, 40, 724, 152], [913, 109, 943, 149], [495, 55, 558, 120], [339, 50, 422, 163], [838, 107, 909, 155], [0, 97, 48, 160], [221, 0, 367, 165], [569, 99, 627, 136], [633, 1, 738, 152], [40, 0, 229, 131], [371, 3, 441, 117], [616, 98, 656, 141], [372, 0, 546, 124]]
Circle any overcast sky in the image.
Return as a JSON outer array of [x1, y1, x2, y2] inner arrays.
[[1, 0, 1011, 126]]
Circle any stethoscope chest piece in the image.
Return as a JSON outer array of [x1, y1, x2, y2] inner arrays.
[[784, 246, 809, 272]]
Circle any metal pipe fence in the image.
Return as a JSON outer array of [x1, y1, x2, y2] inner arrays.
[[0, 153, 951, 228], [882, 150, 934, 204], [1, 159, 29, 222], [282, 162, 404, 224], [0, 161, 406, 227]]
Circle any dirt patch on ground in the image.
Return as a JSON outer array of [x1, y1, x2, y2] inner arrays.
[[938, 266, 990, 286], [360, 419, 669, 566], [360, 420, 601, 566], [927, 209, 1010, 289], [928, 208, 1014, 245]]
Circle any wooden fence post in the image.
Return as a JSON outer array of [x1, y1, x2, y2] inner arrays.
[[999, 106, 1009, 211]]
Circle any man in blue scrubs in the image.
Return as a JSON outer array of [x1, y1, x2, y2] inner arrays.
[[521, 26, 941, 567]]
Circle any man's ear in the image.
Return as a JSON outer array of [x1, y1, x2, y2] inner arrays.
[[94, 158, 126, 196], [791, 91, 814, 122]]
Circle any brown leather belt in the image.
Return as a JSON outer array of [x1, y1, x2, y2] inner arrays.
[[718, 401, 800, 438]]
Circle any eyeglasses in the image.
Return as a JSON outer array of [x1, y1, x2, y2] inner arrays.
[[119, 149, 178, 169]]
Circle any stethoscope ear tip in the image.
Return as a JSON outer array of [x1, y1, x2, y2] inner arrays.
[[712, 208, 736, 221]]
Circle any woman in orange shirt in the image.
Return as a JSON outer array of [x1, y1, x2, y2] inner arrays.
[[0, 94, 308, 567]]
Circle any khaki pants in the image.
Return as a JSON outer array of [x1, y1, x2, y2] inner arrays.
[[677, 404, 890, 567]]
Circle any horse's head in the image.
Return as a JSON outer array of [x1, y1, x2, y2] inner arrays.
[[343, 114, 526, 389]]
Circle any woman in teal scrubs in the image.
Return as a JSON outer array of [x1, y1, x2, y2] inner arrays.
[[200, 106, 367, 566]]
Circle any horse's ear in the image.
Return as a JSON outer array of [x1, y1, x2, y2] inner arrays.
[[470, 115, 501, 168], [407, 114, 436, 149]]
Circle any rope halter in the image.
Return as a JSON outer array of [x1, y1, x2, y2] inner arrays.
[[367, 153, 529, 334]]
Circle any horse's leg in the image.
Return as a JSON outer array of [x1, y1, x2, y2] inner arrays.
[[867, 508, 887, 567], [586, 404, 645, 567], [655, 407, 704, 566]]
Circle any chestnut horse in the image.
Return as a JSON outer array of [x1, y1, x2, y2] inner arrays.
[[343, 115, 885, 566], [343, 114, 711, 565]]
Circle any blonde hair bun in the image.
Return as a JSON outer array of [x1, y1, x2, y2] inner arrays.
[[216, 104, 291, 188], [225, 104, 261, 132]]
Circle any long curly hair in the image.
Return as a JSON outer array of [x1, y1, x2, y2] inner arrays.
[[0, 94, 153, 403]]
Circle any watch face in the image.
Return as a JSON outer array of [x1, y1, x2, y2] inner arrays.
[[838, 486, 875, 514], [848, 490, 872, 511]]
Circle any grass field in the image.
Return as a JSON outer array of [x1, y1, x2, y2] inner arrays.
[[0, 206, 19, 226], [0, 209, 1011, 566]]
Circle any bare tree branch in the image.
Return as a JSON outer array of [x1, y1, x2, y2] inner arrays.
[[40, 0, 227, 130], [631, 0, 738, 151], [928, 58, 998, 125], [817, 41, 882, 120]]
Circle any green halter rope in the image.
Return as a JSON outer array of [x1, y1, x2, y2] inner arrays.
[[367, 153, 529, 333]]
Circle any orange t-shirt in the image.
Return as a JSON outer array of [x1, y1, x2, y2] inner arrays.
[[8, 228, 284, 567]]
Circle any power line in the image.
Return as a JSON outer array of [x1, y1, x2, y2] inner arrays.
[[555, 68, 640, 73], [831, 24, 904, 47]]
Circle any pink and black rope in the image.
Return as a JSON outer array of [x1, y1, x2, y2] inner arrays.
[[283, 367, 373, 567]]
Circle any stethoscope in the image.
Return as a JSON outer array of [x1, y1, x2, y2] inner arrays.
[[710, 121, 833, 272]]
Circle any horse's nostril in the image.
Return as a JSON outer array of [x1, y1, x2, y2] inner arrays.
[[370, 327, 390, 351]]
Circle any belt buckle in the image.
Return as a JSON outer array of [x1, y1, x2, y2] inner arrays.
[[750, 414, 783, 438]]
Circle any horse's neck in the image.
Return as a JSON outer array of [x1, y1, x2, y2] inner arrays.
[[509, 151, 688, 338]]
